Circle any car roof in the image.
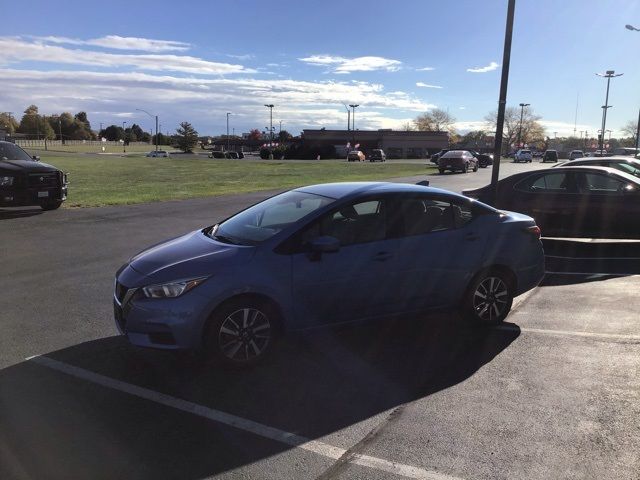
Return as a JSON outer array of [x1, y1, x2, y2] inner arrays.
[[559, 156, 640, 166], [295, 182, 472, 200]]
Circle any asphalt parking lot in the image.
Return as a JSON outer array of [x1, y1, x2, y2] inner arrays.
[[1, 160, 639, 480]]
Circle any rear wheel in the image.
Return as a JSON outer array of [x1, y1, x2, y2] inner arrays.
[[40, 200, 62, 211], [462, 270, 514, 325], [204, 298, 279, 367]]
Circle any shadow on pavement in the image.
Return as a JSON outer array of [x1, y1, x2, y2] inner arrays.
[[0, 313, 519, 480], [540, 273, 630, 287], [0, 207, 43, 220]]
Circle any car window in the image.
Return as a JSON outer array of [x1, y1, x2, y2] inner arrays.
[[575, 173, 626, 194], [394, 197, 475, 237], [0, 142, 32, 161], [609, 162, 640, 178], [299, 198, 387, 247], [517, 172, 569, 192]]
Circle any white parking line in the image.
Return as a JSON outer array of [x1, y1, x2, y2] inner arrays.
[[30, 355, 463, 480], [495, 325, 640, 343]]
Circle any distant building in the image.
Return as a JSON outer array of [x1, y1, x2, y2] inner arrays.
[[302, 129, 449, 158]]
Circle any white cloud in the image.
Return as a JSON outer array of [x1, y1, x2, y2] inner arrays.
[[0, 69, 436, 133], [467, 61, 499, 73], [416, 82, 443, 89], [459, 106, 466, 110], [416, 66, 435, 71], [0, 37, 253, 75], [34, 35, 191, 52], [299, 55, 401, 73], [226, 54, 254, 60]]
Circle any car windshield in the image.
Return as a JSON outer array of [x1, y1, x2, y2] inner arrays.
[[610, 162, 640, 178], [0, 142, 32, 161], [210, 190, 333, 244]]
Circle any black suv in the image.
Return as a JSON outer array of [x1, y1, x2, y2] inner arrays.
[[0, 141, 68, 210]]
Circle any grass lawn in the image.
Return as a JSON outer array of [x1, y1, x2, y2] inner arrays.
[[29, 144, 173, 154], [44, 156, 434, 207]]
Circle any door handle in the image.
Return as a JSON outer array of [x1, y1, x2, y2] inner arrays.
[[372, 252, 393, 261]]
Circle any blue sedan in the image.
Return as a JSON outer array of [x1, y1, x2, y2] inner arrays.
[[114, 182, 544, 366]]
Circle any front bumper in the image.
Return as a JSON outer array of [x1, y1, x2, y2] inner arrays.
[[0, 184, 67, 207]]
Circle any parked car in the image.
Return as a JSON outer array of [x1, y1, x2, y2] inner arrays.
[[612, 147, 639, 156], [514, 149, 533, 163], [369, 149, 386, 162], [237, 151, 245, 159], [0, 141, 68, 210], [208, 151, 229, 159], [542, 150, 559, 163], [568, 150, 584, 160], [114, 182, 544, 365], [347, 150, 366, 162], [532, 151, 544, 158], [227, 151, 240, 159], [463, 166, 640, 238], [438, 150, 478, 174], [469, 150, 493, 168], [552, 156, 640, 179], [592, 150, 609, 157], [430, 149, 449, 164], [146, 150, 170, 158]]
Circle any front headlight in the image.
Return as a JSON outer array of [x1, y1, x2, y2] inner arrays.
[[0, 176, 14, 186], [142, 277, 207, 299]]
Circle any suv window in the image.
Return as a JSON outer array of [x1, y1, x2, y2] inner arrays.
[[517, 172, 569, 192]]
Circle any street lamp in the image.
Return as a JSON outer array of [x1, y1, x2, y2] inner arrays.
[[136, 108, 159, 153], [226, 112, 232, 152], [349, 104, 359, 146], [595, 70, 623, 151], [264, 104, 274, 143], [625, 24, 640, 31], [342, 103, 350, 131], [122, 121, 127, 153], [516, 103, 530, 148]]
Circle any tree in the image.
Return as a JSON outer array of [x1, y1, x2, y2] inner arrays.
[[413, 108, 456, 134], [100, 125, 125, 141], [247, 129, 262, 141], [0, 112, 19, 134], [485, 106, 545, 151], [17, 105, 55, 139], [621, 119, 639, 145], [400, 121, 415, 131], [175, 122, 198, 152], [278, 130, 293, 142], [74, 111, 91, 131]]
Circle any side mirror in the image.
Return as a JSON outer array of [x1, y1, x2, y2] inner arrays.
[[32, 155, 40, 161], [309, 236, 340, 254]]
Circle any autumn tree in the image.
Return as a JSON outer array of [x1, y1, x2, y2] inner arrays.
[[0, 112, 19, 134], [176, 122, 199, 152], [413, 108, 456, 134], [485, 106, 545, 150], [17, 105, 55, 139], [621, 119, 639, 146]]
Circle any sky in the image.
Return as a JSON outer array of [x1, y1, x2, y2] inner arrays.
[[1, 0, 639, 138]]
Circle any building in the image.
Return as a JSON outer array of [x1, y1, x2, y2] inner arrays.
[[301, 129, 449, 158]]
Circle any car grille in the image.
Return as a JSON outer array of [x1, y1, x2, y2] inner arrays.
[[28, 173, 59, 188]]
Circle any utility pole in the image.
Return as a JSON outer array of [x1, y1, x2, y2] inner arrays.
[[596, 70, 623, 151], [226, 112, 231, 151], [264, 104, 274, 144], [490, 0, 516, 204], [516, 103, 529, 148], [349, 104, 359, 146], [279, 120, 283, 134], [58, 119, 62, 145], [136, 109, 159, 153], [342, 103, 350, 131], [122, 121, 127, 153]]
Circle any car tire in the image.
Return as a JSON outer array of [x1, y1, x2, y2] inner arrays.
[[462, 269, 514, 325], [463, 164, 468, 173], [473, 163, 478, 172], [40, 200, 63, 211], [204, 298, 279, 367], [438, 168, 445, 174]]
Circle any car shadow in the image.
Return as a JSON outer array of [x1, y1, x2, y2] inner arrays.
[[0, 207, 43, 220], [0, 313, 519, 480]]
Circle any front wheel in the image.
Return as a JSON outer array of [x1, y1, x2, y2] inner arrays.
[[462, 270, 514, 325], [463, 163, 468, 173], [40, 200, 63, 211], [204, 299, 279, 367], [438, 168, 445, 174], [473, 163, 478, 172]]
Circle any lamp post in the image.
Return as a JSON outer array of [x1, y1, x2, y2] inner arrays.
[[342, 103, 350, 131], [349, 104, 359, 146], [122, 121, 127, 153], [625, 24, 640, 31], [264, 104, 274, 144], [595, 70, 623, 151], [226, 112, 232, 151], [136, 108, 158, 153], [516, 103, 529, 148]]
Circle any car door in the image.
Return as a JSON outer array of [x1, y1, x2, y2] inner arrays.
[[379, 195, 489, 312], [289, 196, 399, 327], [508, 171, 577, 236]]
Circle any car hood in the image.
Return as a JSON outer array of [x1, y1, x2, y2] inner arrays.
[[0, 160, 60, 173], [129, 230, 255, 280]]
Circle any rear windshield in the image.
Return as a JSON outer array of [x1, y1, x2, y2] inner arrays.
[[0, 142, 32, 161]]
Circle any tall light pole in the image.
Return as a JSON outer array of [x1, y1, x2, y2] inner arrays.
[[349, 104, 359, 146], [596, 70, 623, 151], [279, 120, 283, 134], [136, 108, 158, 153], [226, 112, 232, 151], [342, 103, 350, 131], [516, 102, 530, 148], [490, 0, 516, 204], [625, 24, 640, 31], [264, 104, 274, 144], [122, 121, 127, 153]]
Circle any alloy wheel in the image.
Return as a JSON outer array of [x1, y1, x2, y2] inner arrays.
[[218, 308, 272, 362], [472, 276, 510, 323]]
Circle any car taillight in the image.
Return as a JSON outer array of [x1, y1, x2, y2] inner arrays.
[[525, 225, 541, 239]]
